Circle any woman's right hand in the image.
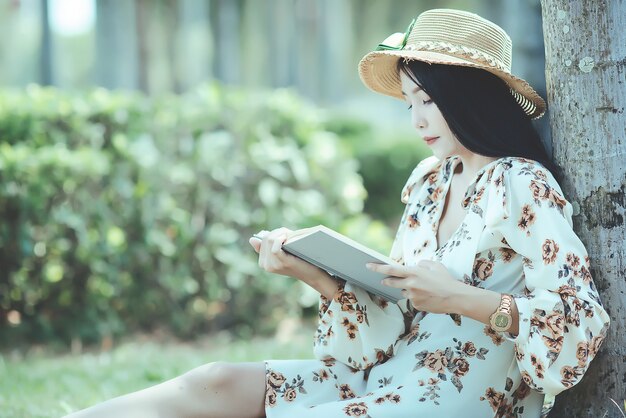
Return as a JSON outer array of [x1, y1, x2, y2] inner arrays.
[[249, 227, 341, 299]]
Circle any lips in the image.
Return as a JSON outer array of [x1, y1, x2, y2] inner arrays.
[[423, 136, 439, 145]]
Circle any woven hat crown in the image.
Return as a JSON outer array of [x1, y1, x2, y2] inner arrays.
[[404, 9, 513, 73]]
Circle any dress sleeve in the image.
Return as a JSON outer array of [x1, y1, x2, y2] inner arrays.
[[313, 281, 409, 371], [485, 162, 610, 396]]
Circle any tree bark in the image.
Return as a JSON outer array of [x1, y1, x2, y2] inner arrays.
[[541, 1, 625, 417]]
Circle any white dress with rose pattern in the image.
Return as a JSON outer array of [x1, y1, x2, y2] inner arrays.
[[263, 155, 610, 418]]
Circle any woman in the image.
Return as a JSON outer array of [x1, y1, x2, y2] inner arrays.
[[65, 9, 610, 418]]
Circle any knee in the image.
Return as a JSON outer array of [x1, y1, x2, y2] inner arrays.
[[182, 361, 238, 392]]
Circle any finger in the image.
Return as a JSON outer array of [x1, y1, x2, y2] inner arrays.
[[259, 234, 275, 266], [264, 228, 289, 250], [418, 259, 440, 270], [366, 263, 410, 277], [249, 237, 261, 253], [253, 230, 270, 240], [380, 276, 409, 288], [269, 227, 291, 237], [271, 234, 287, 253], [260, 228, 285, 254]]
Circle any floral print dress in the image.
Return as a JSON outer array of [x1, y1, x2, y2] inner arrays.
[[263, 155, 610, 418]]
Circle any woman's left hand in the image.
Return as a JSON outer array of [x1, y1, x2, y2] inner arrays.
[[366, 259, 466, 314]]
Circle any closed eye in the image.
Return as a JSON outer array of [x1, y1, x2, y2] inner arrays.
[[408, 99, 432, 109]]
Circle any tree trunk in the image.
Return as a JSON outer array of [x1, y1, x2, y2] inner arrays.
[[40, 0, 53, 85], [267, 0, 295, 88], [293, 0, 320, 99], [134, 0, 149, 92], [240, 0, 268, 88], [541, 1, 625, 417], [319, 0, 351, 104], [96, 0, 139, 90], [212, 0, 240, 85], [175, 0, 211, 92]]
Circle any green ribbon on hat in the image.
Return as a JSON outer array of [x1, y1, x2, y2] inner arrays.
[[375, 18, 416, 51]]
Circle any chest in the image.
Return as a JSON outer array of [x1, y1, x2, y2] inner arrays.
[[436, 178, 469, 248]]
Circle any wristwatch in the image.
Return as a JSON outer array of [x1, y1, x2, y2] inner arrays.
[[489, 294, 513, 332]]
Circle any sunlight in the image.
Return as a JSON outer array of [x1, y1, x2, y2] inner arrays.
[[49, 0, 95, 36]]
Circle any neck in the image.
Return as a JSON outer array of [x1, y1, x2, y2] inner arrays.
[[453, 153, 498, 182]]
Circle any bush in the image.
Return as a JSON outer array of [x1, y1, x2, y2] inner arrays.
[[325, 115, 431, 224], [0, 84, 388, 347]]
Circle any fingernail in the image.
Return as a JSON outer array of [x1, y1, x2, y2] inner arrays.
[[366, 263, 373, 269]]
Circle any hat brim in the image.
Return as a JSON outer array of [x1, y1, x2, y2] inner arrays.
[[358, 49, 546, 119]]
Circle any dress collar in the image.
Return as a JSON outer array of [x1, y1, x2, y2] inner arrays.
[[446, 155, 511, 209]]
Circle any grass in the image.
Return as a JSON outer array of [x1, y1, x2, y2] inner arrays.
[[0, 325, 315, 418]]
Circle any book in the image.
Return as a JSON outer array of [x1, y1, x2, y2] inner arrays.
[[281, 225, 404, 303]]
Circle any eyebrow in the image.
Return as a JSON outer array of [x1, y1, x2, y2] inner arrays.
[[401, 86, 423, 96]]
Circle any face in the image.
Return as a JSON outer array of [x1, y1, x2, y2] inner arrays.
[[400, 70, 466, 160]]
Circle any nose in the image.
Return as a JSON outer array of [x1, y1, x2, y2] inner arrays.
[[412, 110, 427, 130]]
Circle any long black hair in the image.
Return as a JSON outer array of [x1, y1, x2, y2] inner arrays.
[[397, 59, 560, 181]]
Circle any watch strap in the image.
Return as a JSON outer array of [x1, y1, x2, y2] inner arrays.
[[498, 294, 513, 315]]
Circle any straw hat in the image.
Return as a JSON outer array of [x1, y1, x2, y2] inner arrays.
[[358, 9, 546, 119]]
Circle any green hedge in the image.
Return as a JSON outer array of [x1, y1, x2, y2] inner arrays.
[[324, 115, 431, 224], [0, 84, 401, 347]]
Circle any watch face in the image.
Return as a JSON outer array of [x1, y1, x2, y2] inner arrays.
[[494, 313, 510, 328]]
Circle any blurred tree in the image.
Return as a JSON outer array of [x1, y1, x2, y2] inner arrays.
[[240, 0, 268, 88], [212, 0, 240, 85], [96, 0, 139, 89], [40, 0, 52, 85], [174, 0, 212, 92], [319, 0, 352, 103], [267, 0, 295, 88], [10, 0, 473, 102], [541, 1, 625, 417]]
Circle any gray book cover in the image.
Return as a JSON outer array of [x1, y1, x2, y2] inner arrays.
[[282, 226, 404, 303]]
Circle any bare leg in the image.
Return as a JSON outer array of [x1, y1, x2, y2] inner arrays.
[[64, 361, 267, 418]]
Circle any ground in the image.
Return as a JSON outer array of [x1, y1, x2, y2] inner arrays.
[[1, 326, 314, 418]]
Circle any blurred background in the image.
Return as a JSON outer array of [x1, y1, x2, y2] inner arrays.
[[0, 0, 550, 346], [2, 0, 548, 123], [0, 1, 550, 414]]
